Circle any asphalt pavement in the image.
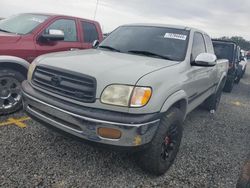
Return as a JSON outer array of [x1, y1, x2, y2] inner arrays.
[[0, 65, 250, 188]]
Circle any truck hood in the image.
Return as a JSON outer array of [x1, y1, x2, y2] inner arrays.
[[37, 49, 179, 95], [0, 31, 21, 43]]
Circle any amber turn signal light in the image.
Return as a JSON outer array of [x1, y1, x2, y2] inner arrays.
[[98, 128, 122, 139], [130, 87, 152, 107]]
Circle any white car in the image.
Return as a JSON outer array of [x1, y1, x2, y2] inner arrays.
[[239, 50, 248, 78]]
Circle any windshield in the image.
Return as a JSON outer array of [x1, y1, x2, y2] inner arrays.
[[99, 26, 190, 61], [0, 14, 49, 35], [213, 42, 234, 63]]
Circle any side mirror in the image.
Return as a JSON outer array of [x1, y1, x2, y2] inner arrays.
[[193, 53, 217, 67], [92, 40, 99, 48], [41, 29, 64, 41]]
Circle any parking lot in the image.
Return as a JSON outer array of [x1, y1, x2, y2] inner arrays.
[[0, 66, 249, 188]]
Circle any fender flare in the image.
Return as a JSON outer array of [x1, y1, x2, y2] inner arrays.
[[0, 55, 30, 70], [160, 90, 188, 117]]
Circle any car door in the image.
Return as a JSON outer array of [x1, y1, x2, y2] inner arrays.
[[80, 20, 100, 49], [35, 18, 82, 56], [204, 34, 218, 85], [188, 32, 214, 105]]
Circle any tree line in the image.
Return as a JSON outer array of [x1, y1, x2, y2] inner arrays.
[[217, 36, 250, 51]]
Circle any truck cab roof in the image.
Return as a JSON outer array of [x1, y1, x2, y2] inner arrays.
[[212, 39, 237, 46], [121, 23, 209, 36], [19, 13, 100, 24]]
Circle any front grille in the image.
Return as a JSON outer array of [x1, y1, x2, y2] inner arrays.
[[32, 65, 96, 103]]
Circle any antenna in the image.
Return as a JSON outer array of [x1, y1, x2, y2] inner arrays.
[[94, 0, 100, 20]]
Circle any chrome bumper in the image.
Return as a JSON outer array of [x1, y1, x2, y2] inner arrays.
[[22, 92, 160, 147]]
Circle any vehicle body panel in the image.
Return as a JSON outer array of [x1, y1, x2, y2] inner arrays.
[[22, 24, 228, 147], [0, 13, 103, 64]]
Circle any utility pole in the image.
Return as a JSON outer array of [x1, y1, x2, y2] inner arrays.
[[94, 0, 99, 20]]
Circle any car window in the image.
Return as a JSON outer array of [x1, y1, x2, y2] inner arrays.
[[45, 19, 77, 42], [0, 14, 48, 35], [204, 35, 214, 54], [213, 42, 234, 63], [192, 32, 206, 61], [82, 21, 99, 43], [99, 26, 190, 61]]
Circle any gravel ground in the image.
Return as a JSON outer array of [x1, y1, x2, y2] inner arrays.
[[1, 66, 250, 188]]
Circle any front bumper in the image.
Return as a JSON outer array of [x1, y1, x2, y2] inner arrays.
[[22, 81, 160, 148]]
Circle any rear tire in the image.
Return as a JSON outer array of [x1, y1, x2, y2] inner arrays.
[[242, 67, 246, 78], [0, 69, 25, 115], [203, 81, 224, 111], [223, 78, 234, 93], [137, 107, 183, 176], [235, 75, 241, 84], [235, 65, 243, 84]]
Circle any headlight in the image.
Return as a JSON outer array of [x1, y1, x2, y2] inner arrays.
[[101, 85, 134, 107], [27, 61, 38, 81], [101, 85, 152, 107]]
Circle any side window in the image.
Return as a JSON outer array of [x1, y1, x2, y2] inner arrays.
[[81, 21, 99, 43], [191, 32, 206, 61], [204, 35, 214, 54], [45, 19, 77, 42]]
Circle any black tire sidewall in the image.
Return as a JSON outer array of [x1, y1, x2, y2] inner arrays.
[[203, 81, 224, 111], [138, 107, 183, 175], [223, 78, 234, 93]]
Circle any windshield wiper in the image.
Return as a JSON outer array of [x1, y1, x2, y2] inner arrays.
[[99, 45, 120, 52], [127, 50, 174, 60], [0, 28, 12, 33]]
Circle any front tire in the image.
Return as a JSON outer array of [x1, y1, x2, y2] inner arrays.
[[137, 107, 183, 176], [0, 69, 25, 115]]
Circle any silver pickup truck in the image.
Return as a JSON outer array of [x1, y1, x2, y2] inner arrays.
[[22, 24, 228, 175]]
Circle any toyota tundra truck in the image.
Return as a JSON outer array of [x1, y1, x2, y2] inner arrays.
[[22, 24, 228, 175], [0, 13, 103, 115]]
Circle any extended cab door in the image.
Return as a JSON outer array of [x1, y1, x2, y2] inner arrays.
[[35, 17, 82, 56], [188, 32, 215, 104], [79, 20, 102, 49], [204, 34, 218, 85]]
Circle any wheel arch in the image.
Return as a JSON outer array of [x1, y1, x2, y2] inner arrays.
[[160, 90, 188, 120], [0, 56, 30, 78]]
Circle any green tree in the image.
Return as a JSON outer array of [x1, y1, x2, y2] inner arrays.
[[217, 36, 250, 50]]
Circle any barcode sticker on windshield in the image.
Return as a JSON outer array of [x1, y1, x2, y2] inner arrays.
[[164, 33, 187, 40], [29, 18, 45, 23]]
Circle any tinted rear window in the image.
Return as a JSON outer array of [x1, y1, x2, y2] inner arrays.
[[82, 22, 99, 43], [213, 42, 234, 63]]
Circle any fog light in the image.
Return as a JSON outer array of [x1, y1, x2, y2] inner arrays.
[[98, 128, 122, 139]]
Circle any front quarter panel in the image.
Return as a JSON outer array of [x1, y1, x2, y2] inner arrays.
[[129, 62, 188, 114]]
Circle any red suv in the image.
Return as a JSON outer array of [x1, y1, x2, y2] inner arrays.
[[0, 13, 103, 115]]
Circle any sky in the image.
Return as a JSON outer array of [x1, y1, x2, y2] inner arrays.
[[0, 0, 250, 40]]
